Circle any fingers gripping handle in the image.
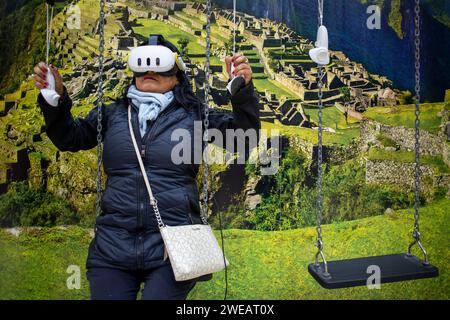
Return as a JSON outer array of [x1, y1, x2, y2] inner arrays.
[[40, 69, 60, 107]]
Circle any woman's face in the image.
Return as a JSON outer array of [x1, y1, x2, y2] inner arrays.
[[135, 71, 178, 93]]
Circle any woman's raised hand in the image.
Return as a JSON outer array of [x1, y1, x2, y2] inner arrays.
[[33, 62, 64, 96], [225, 53, 253, 85]]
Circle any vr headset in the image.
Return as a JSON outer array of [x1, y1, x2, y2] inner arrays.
[[128, 34, 187, 77]]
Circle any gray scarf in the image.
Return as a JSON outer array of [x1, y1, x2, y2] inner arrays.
[[126, 85, 174, 137]]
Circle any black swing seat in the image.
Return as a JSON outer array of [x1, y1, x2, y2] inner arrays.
[[308, 253, 439, 289]]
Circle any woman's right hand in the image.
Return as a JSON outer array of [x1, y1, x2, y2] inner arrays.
[[33, 62, 64, 96]]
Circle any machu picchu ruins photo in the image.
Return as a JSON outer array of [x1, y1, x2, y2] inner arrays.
[[0, 0, 448, 301]]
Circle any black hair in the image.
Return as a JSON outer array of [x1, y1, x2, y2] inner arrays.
[[119, 37, 203, 113]]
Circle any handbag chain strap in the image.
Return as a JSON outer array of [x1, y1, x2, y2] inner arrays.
[[128, 105, 166, 228]]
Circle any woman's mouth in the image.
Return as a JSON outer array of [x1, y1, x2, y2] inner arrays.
[[143, 76, 157, 81]]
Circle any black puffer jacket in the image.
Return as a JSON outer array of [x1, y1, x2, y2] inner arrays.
[[38, 81, 260, 280]]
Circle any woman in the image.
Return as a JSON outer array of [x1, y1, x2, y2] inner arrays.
[[33, 36, 260, 300]]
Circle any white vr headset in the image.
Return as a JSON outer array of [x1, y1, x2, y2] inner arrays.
[[309, 25, 330, 66], [128, 35, 187, 76]]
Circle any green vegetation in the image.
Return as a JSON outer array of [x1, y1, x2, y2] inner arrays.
[[190, 55, 222, 66], [262, 121, 360, 146], [364, 103, 447, 134], [0, 182, 78, 228], [218, 150, 416, 231], [241, 49, 258, 56], [204, 198, 448, 300], [177, 37, 190, 56], [339, 86, 351, 107], [133, 19, 205, 55], [368, 148, 450, 174], [0, 1, 47, 95], [174, 10, 204, 28], [377, 133, 398, 148], [0, 0, 448, 300], [132, 18, 222, 66], [210, 24, 229, 44], [0, 198, 448, 299], [0, 226, 91, 299], [252, 79, 297, 100], [320, 160, 415, 222], [423, 0, 450, 29], [173, 12, 196, 29], [260, 104, 361, 146], [305, 105, 360, 129], [388, 0, 403, 39]]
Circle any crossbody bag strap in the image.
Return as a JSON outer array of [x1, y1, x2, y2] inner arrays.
[[128, 105, 166, 228]]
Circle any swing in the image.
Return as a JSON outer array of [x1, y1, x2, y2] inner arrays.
[[307, 0, 439, 289]]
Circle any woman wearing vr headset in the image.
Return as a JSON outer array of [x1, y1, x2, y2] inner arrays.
[[33, 35, 260, 300]]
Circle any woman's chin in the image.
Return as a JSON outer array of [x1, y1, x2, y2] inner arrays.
[[138, 84, 163, 93]]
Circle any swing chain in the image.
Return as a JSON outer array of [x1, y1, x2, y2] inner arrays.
[[45, 3, 54, 66], [311, 0, 328, 273], [317, 0, 324, 26], [408, 0, 429, 265], [200, 0, 212, 225], [233, 0, 236, 54], [314, 65, 329, 276], [95, 0, 106, 218], [312, 0, 329, 276]]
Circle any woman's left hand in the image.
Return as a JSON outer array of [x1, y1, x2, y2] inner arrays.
[[225, 53, 253, 85]]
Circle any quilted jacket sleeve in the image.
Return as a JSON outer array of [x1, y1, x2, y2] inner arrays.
[[37, 86, 107, 152]]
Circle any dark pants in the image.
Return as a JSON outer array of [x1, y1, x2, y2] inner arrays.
[[86, 263, 197, 300]]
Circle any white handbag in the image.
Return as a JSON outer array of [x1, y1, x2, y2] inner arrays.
[[128, 105, 229, 281]]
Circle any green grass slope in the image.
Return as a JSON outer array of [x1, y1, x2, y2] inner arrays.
[[364, 103, 447, 135], [0, 199, 448, 300]]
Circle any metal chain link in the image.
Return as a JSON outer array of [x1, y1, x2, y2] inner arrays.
[[317, 0, 324, 26], [46, 3, 49, 65], [95, 0, 106, 218], [408, 0, 429, 264], [316, 66, 324, 249], [201, 0, 212, 225], [233, 0, 236, 54], [45, 3, 54, 66], [152, 199, 165, 228], [314, 65, 329, 275], [313, 0, 329, 276], [413, 0, 421, 238]]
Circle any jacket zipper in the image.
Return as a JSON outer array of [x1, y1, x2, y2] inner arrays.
[[137, 101, 175, 158], [129, 98, 176, 151], [131, 100, 178, 268], [185, 194, 194, 224], [144, 101, 178, 144]]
